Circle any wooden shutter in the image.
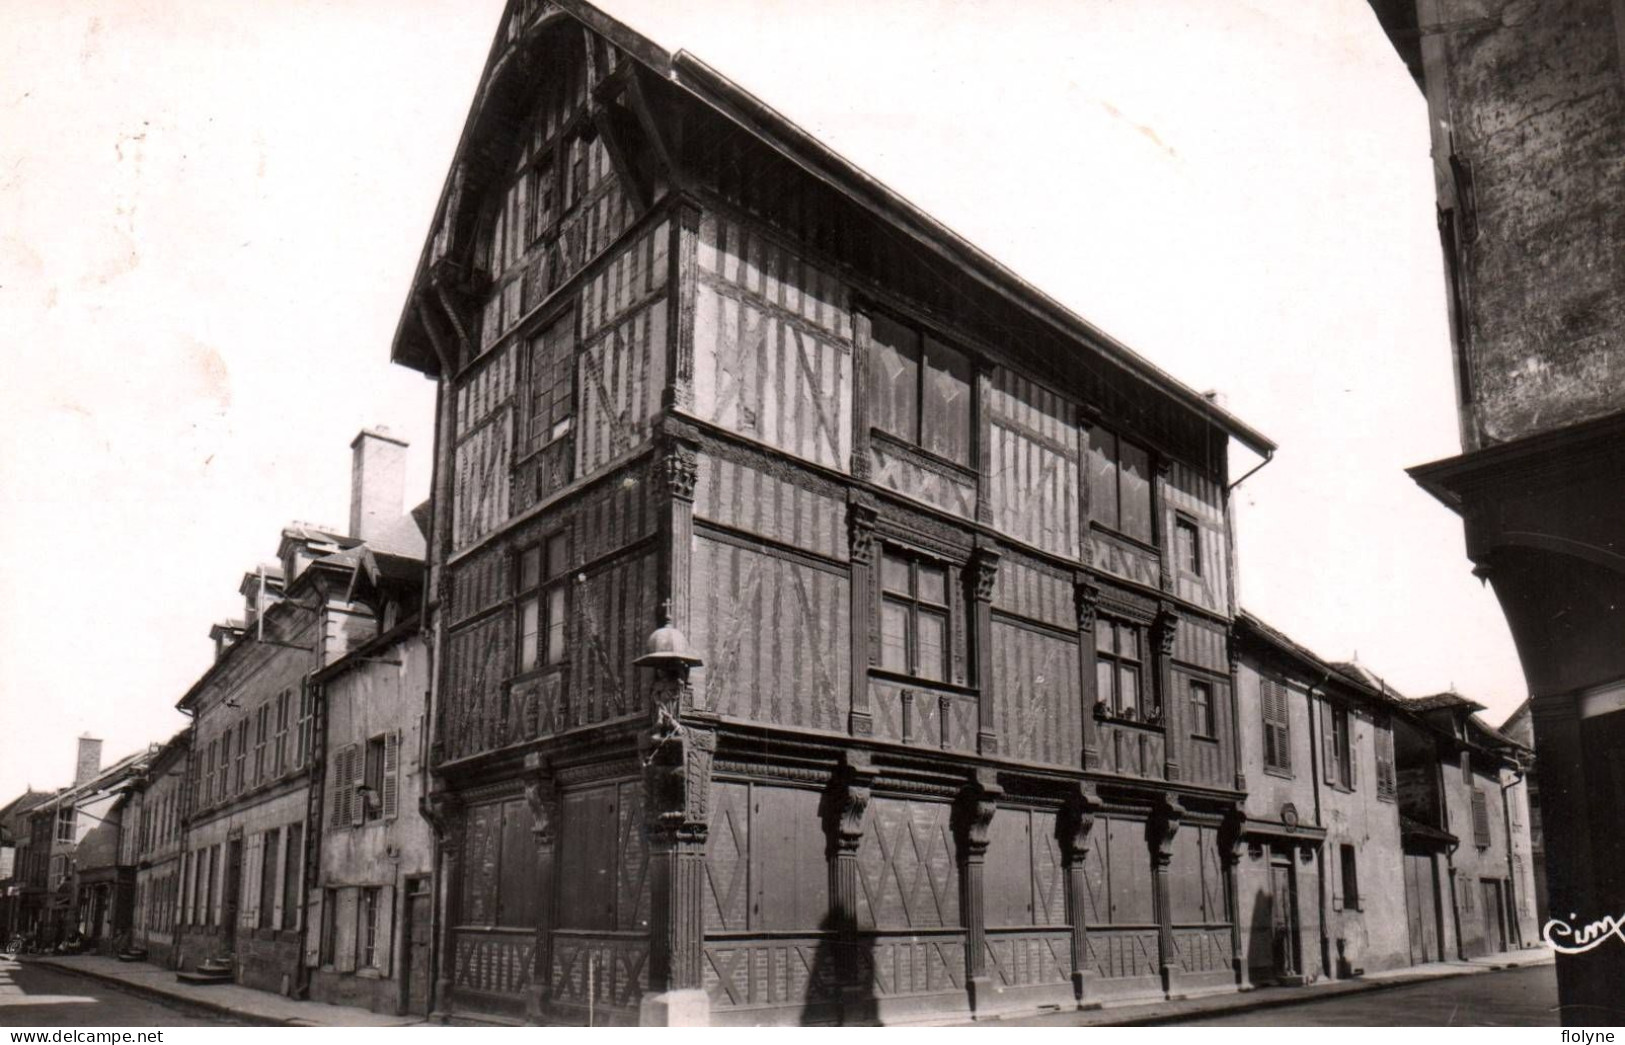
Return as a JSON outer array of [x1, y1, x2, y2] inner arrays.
[[376, 885, 396, 977], [303, 890, 323, 967], [241, 835, 260, 928], [1321, 700, 1337, 786], [330, 749, 349, 829], [351, 745, 367, 827], [269, 830, 284, 930], [382, 732, 400, 821], [1471, 789, 1491, 847], [336, 888, 359, 973], [1347, 712, 1359, 790]]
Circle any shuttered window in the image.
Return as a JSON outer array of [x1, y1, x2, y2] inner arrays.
[[1321, 701, 1355, 790], [1261, 678, 1291, 773], [1375, 721, 1397, 801], [295, 678, 314, 769], [331, 745, 359, 830], [273, 689, 290, 776], [1471, 788, 1491, 848], [254, 703, 270, 785], [257, 828, 279, 929], [282, 822, 303, 931]]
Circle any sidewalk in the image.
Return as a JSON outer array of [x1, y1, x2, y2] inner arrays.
[[25, 954, 425, 1027], [970, 946, 1555, 1027]]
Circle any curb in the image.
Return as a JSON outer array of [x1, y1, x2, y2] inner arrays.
[[26, 958, 290, 1027]]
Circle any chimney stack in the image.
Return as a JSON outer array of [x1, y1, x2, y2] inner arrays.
[[74, 735, 103, 787], [349, 427, 408, 542]]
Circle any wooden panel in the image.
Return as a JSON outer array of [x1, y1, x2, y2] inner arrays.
[[460, 803, 502, 926], [443, 613, 511, 762], [691, 537, 849, 732], [703, 937, 841, 1012], [1174, 927, 1233, 974], [984, 930, 1072, 989], [575, 298, 667, 478], [991, 554, 1074, 631], [550, 932, 649, 1014], [1031, 810, 1066, 928], [753, 785, 829, 932], [855, 798, 959, 930], [1172, 617, 1228, 673], [1199, 825, 1228, 924], [1086, 928, 1161, 980], [986, 810, 1034, 929], [693, 213, 852, 472], [988, 368, 1080, 559], [867, 680, 977, 754], [869, 439, 976, 520], [1169, 826, 1205, 924], [1104, 817, 1154, 925], [572, 552, 658, 728], [499, 800, 539, 928], [449, 544, 512, 625], [857, 934, 966, 996], [614, 781, 649, 932], [562, 457, 658, 566], [455, 342, 518, 439], [1096, 722, 1166, 780], [1087, 530, 1160, 590], [1081, 822, 1109, 926], [579, 219, 669, 341], [507, 671, 565, 740], [450, 928, 535, 1000], [1165, 459, 1229, 614], [990, 622, 1081, 768], [452, 410, 513, 553], [693, 453, 847, 562], [559, 786, 618, 931], [704, 782, 750, 932]]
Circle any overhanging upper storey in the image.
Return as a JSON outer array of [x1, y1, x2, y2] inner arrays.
[[387, 0, 1274, 464]]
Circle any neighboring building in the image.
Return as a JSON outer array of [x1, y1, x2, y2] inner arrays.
[[389, 0, 1274, 1025], [129, 730, 191, 967], [1231, 614, 1408, 987], [173, 429, 427, 997], [308, 588, 432, 1016], [32, 738, 153, 951], [1365, 0, 1625, 1024], [1498, 700, 1546, 927], [0, 790, 52, 940]]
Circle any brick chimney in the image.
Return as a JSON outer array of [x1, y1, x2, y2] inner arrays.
[[74, 735, 103, 786], [349, 427, 408, 542]]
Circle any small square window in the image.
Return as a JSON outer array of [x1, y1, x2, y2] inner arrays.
[[877, 549, 952, 683]]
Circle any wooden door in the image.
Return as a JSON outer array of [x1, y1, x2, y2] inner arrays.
[[1482, 879, 1506, 954], [403, 878, 432, 1017], [1404, 854, 1439, 965], [223, 839, 243, 951], [1270, 858, 1299, 979]]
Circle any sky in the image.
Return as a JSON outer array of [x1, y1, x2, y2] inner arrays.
[[0, 0, 1525, 801]]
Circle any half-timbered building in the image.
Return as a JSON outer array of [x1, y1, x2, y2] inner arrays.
[[390, 0, 1275, 1025]]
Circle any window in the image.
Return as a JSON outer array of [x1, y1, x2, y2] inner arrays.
[[258, 829, 279, 929], [1324, 703, 1354, 789], [205, 740, 218, 805], [235, 720, 249, 793], [1461, 749, 1472, 786], [274, 689, 290, 776], [1339, 844, 1361, 911], [518, 533, 569, 673], [254, 704, 269, 785], [1514, 855, 1529, 915], [295, 679, 314, 769], [1189, 679, 1215, 738], [1261, 678, 1292, 774], [320, 887, 338, 966], [1175, 515, 1201, 576], [55, 807, 75, 844], [363, 735, 386, 823], [282, 822, 303, 931], [1471, 788, 1491, 848], [360, 886, 381, 969], [204, 847, 217, 927], [217, 733, 231, 802], [1085, 425, 1154, 544], [1375, 722, 1397, 801], [878, 549, 950, 683], [1095, 619, 1146, 720], [527, 313, 574, 452], [868, 312, 973, 466]]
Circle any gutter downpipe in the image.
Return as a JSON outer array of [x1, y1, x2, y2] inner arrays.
[[1304, 670, 1332, 980], [1500, 758, 1527, 948], [1227, 448, 1276, 495]]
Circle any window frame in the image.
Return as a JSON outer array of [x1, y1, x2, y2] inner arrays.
[[1174, 513, 1202, 577], [363, 735, 387, 824], [55, 807, 75, 844], [1094, 616, 1152, 723], [1331, 703, 1353, 790], [360, 886, 381, 970], [866, 310, 976, 470], [1085, 423, 1157, 548], [1261, 676, 1293, 776], [876, 546, 953, 685], [516, 531, 570, 676], [1339, 843, 1361, 912], [524, 309, 576, 457], [282, 822, 303, 931], [1188, 678, 1216, 739]]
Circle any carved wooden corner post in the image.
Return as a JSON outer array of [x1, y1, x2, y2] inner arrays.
[[1154, 606, 1181, 781], [1217, 805, 1247, 987], [639, 666, 713, 1026], [1146, 794, 1185, 998], [954, 770, 1002, 1014], [821, 752, 875, 1021], [847, 497, 879, 738], [1075, 578, 1102, 770], [1061, 785, 1102, 1004], [663, 200, 702, 414], [970, 542, 1001, 757], [421, 790, 463, 1023], [522, 757, 559, 1023]]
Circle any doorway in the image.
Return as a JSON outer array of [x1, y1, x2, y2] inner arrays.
[[1404, 852, 1441, 965], [223, 839, 243, 953], [1270, 850, 1301, 981], [402, 876, 433, 1017], [1481, 878, 1507, 954]]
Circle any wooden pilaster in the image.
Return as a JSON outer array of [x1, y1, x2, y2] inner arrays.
[[1148, 794, 1184, 997], [1156, 605, 1181, 781], [422, 791, 462, 1023], [823, 752, 876, 1020], [849, 311, 873, 480], [654, 428, 700, 635], [1075, 578, 1102, 770], [970, 542, 1001, 756], [1218, 805, 1246, 987], [848, 495, 878, 737], [955, 770, 1001, 1014], [664, 199, 702, 413], [522, 759, 558, 1022], [1061, 784, 1102, 1002], [642, 682, 713, 1023]]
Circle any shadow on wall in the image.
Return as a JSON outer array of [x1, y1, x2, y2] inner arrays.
[[1247, 886, 1276, 985], [808, 911, 877, 1026]]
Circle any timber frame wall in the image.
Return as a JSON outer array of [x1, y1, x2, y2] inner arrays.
[[394, 0, 1274, 1025]]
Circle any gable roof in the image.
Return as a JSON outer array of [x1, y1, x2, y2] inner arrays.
[[389, 0, 1274, 459]]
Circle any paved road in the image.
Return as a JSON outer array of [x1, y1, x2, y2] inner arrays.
[[1179, 964, 1559, 1026], [0, 957, 240, 1027]]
